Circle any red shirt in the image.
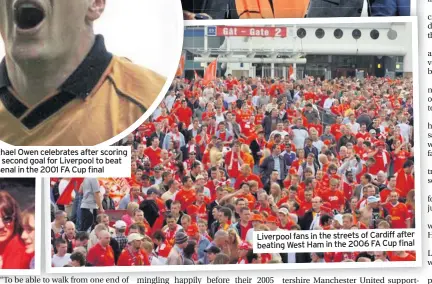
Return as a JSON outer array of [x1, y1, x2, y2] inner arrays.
[[155, 115, 174, 126], [321, 189, 345, 211], [157, 240, 173, 259], [356, 131, 370, 140], [239, 223, 252, 241], [330, 124, 343, 141], [144, 147, 162, 168], [117, 247, 150, 266], [279, 219, 296, 230], [369, 150, 390, 175], [255, 114, 264, 125], [343, 182, 357, 202], [307, 123, 323, 136], [1, 235, 33, 269], [384, 202, 410, 229], [234, 174, 263, 189], [139, 122, 155, 138], [175, 107, 193, 125], [164, 225, 182, 247], [325, 252, 358, 263], [174, 188, 196, 211], [392, 150, 410, 174], [395, 169, 414, 198], [225, 151, 242, 178], [297, 200, 312, 217], [87, 243, 115, 266], [389, 253, 416, 261], [380, 188, 403, 203]]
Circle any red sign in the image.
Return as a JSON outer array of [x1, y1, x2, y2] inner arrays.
[[216, 26, 287, 38]]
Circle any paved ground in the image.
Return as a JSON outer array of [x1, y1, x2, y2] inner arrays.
[[0, 178, 35, 210]]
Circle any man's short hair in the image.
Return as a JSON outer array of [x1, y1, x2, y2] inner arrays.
[[76, 232, 89, 242], [403, 160, 414, 168], [363, 174, 372, 183], [96, 214, 108, 224], [182, 176, 191, 184], [55, 210, 66, 218], [152, 230, 166, 241], [219, 207, 232, 220], [94, 223, 108, 233], [55, 238, 67, 247], [70, 252, 86, 266]]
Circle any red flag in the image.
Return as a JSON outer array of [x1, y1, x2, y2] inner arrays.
[[56, 178, 84, 205], [288, 65, 294, 79], [176, 53, 185, 77], [202, 59, 217, 85]]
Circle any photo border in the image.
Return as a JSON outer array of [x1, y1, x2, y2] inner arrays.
[[46, 16, 421, 273], [0, 178, 42, 275], [0, 0, 185, 149]]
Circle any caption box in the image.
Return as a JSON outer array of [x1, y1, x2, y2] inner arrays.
[[253, 229, 416, 253], [0, 147, 131, 177]]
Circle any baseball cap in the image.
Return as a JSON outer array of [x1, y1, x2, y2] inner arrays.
[[204, 246, 221, 254], [114, 220, 127, 229], [147, 187, 160, 196], [127, 233, 144, 243], [250, 214, 264, 222], [278, 208, 289, 215], [266, 216, 278, 224]]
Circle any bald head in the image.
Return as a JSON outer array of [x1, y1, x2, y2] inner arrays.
[[98, 230, 111, 247], [65, 221, 75, 237]]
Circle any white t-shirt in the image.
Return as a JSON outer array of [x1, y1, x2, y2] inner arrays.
[[270, 130, 289, 138], [292, 129, 309, 149], [246, 228, 255, 244], [346, 122, 360, 134], [52, 254, 71, 267], [224, 94, 237, 105], [161, 191, 176, 202], [323, 98, 334, 110], [397, 123, 411, 142]]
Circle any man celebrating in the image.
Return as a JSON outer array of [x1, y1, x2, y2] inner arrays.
[[0, 0, 165, 145]]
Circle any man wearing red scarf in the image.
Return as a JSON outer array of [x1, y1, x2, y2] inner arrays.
[[225, 142, 244, 182], [117, 233, 150, 266]]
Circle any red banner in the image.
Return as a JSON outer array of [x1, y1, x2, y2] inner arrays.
[[203, 59, 217, 85], [216, 26, 287, 37], [176, 53, 185, 77]]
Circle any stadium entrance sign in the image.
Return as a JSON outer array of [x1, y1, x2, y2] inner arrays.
[[208, 26, 287, 38]]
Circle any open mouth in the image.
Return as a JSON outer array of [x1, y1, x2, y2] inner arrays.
[[14, 1, 45, 30]]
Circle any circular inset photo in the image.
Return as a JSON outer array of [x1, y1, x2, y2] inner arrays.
[[0, 0, 184, 146]]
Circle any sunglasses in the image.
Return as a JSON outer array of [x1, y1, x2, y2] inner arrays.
[[0, 216, 14, 225]]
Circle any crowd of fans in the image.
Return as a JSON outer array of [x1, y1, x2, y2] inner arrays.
[[50, 74, 416, 267]]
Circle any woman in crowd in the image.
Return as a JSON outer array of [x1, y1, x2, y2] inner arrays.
[[0, 191, 33, 269], [21, 205, 36, 269]]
